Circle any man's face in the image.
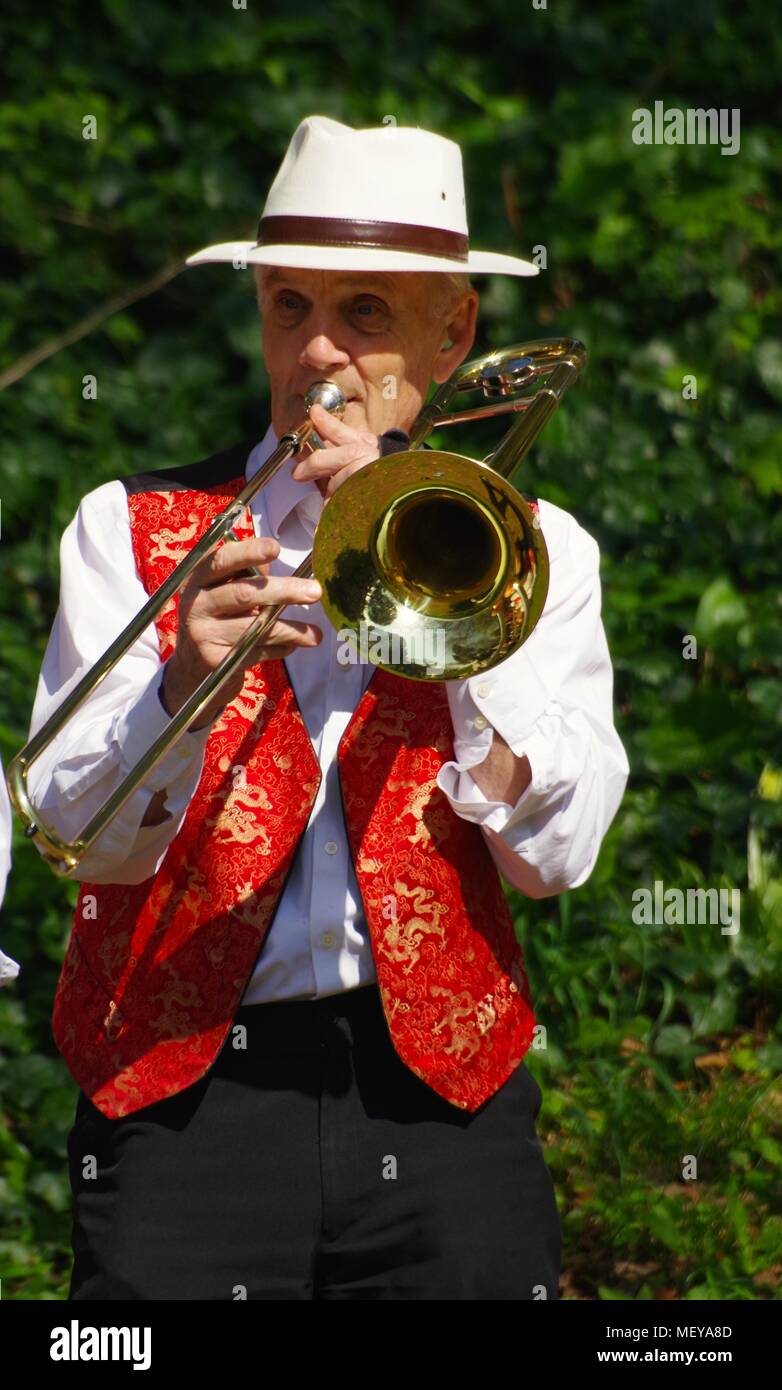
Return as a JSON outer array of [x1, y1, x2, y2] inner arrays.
[[255, 266, 479, 442]]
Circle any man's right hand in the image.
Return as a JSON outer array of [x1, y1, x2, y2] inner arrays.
[[160, 536, 323, 731]]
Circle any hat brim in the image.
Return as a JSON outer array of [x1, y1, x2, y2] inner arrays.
[[184, 241, 539, 277]]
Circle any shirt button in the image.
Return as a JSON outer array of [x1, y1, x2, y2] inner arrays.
[[320, 932, 336, 949], [324, 841, 338, 854], [473, 714, 489, 730]]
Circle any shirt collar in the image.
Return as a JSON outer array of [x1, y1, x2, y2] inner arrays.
[[245, 423, 324, 540]]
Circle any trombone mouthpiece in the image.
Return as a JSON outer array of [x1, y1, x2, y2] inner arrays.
[[304, 380, 346, 450], [304, 380, 346, 417]]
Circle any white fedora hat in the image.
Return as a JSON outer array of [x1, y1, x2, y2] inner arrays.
[[186, 115, 539, 277]]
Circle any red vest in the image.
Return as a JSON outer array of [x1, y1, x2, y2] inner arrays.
[[51, 447, 538, 1119]]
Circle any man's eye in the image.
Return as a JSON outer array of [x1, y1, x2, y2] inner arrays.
[[351, 300, 386, 322], [278, 293, 303, 311]]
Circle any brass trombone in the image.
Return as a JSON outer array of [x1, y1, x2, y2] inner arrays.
[[6, 337, 585, 876]]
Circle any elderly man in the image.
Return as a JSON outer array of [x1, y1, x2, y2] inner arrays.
[[26, 116, 629, 1300]]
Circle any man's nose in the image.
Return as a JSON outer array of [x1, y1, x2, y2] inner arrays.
[[298, 332, 350, 373]]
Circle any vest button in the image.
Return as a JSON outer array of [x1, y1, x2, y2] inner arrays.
[[473, 714, 489, 730], [320, 932, 336, 949], [324, 841, 338, 855], [476, 683, 492, 698]]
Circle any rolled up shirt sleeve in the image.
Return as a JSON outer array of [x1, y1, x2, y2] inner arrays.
[[436, 498, 629, 898], [25, 481, 210, 885]]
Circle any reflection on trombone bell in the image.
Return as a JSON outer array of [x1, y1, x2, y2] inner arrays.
[[7, 337, 585, 876]]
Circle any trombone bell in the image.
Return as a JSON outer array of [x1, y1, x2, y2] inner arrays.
[[312, 449, 548, 680], [311, 337, 585, 681]]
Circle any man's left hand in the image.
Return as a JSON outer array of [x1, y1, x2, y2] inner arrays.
[[291, 402, 383, 499]]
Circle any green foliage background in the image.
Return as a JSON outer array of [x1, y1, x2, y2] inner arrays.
[[1, 0, 780, 1299]]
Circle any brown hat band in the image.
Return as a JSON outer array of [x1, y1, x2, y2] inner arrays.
[[256, 214, 469, 262]]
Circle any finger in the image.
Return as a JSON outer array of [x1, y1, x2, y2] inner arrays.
[[196, 574, 322, 618], [202, 615, 323, 657], [247, 619, 323, 655], [293, 441, 373, 480], [307, 401, 365, 446], [307, 403, 381, 453], [189, 535, 281, 590]]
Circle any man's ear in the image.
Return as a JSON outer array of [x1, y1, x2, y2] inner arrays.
[[433, 289, 480, 384]]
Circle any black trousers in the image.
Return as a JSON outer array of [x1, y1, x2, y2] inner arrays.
[[67, 982, 560, 1300]]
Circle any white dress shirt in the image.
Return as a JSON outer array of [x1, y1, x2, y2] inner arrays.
[[26, 424, 629, 1003]]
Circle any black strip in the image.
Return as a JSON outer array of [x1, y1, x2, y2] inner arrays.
[[119, 439, 258, 496], [377, 428, 410, 455]]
